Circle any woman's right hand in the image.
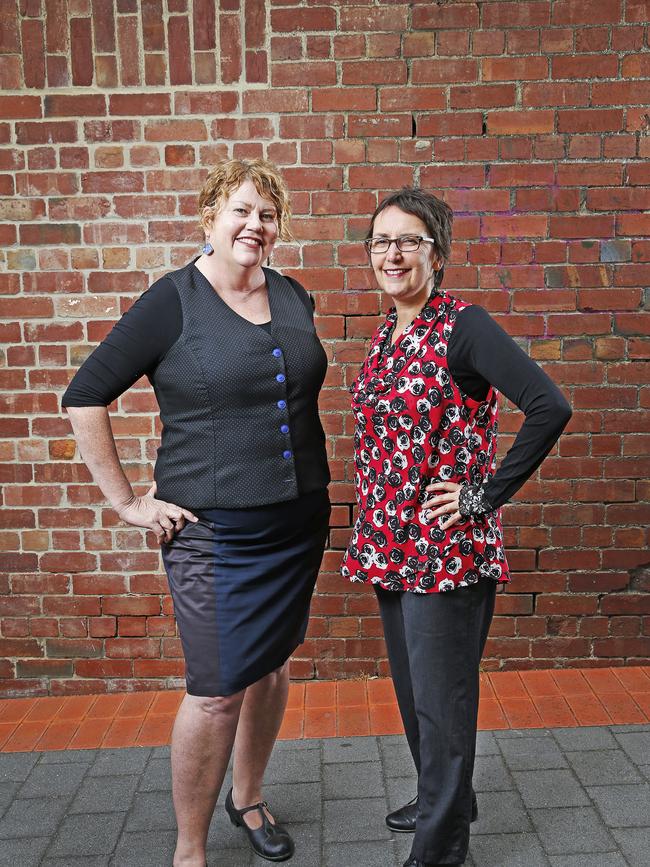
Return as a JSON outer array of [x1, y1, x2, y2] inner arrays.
[[116, 482, 198, 544]]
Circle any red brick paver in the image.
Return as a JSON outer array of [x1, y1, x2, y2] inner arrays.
[[1, 666, 649, 753]]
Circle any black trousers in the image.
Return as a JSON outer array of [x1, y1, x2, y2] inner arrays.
[[375, 579, 496, 865]]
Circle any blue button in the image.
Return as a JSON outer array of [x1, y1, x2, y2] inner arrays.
[[276, 373, 285, 383], [281, 424, 289, 434], [283, 450, 292, 459], [277, 400, 287, 409], [273, 348, 282, 357]]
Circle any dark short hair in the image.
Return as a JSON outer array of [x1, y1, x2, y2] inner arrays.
[[367, 187, 454, 268]]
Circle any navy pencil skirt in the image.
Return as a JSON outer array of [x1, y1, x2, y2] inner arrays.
[[161, 489, 330, 697]]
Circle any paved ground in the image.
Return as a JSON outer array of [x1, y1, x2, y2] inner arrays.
[[0, 725, 649, 867]]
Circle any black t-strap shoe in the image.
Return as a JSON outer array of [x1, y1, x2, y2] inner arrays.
[[225, 788, 294, 862]]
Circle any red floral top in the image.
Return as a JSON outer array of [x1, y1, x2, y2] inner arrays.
[[341, 291, 510, 593]]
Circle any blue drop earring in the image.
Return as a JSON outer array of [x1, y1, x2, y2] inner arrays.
[[202, 240, 214, 255]]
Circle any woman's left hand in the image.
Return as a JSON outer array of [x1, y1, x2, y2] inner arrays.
[[420, 481, 462, 530]]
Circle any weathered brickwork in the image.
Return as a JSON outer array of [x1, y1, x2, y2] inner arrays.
[[1, 0, 649, 696]]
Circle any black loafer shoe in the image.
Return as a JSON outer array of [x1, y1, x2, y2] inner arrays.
[[386, 795, 418, 832], [225, 788, 294, 862], [388, 792, 478, 833]]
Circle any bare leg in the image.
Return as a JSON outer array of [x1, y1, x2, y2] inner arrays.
[[171, 691, 245, 867], [231, 661, 290, 829]]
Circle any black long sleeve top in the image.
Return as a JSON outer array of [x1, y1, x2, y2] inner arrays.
[[63, 282, 571, 512]]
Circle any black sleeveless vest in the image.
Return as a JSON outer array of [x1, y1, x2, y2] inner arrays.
[[151, 262, 330, 509]]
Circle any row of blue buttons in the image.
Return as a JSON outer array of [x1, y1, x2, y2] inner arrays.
[[274, 349, 292, 460]]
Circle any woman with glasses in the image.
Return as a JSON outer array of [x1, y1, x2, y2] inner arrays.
[[341, 188, 571, 867]]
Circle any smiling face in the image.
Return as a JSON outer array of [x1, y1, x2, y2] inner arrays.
[[369, 206, 442, 310], [204, 179, 279, 271]]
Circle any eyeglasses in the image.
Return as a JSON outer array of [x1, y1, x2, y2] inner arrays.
[[364, 235, 437, 254]]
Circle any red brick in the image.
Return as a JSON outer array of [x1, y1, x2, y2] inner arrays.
[[15, 121, 77, 145], [44, 94, 106, 117], [412, 3, 479, 29], [117, 15, 140, 86], [271, 6, 336, 32], [483, 57, 548, 81], [412, 59, 477, 84], [450, 84, 516, 110], [418, 113, 483, 137], [557, 109, 624, 133], [109, 93, 171, 116], [167, 15, 192, 85], [523, 82, 589, 108], [0, 56, 22, 89], [340, 6, 408, 32], [551, 215, 615, 239], [552, 55, 619, 80], [70, 18, 93, 86], [489, 111, 555, 135], [312, 88, 376, 112], [552, 0, 622, 24]]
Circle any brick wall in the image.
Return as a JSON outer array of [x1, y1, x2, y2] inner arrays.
[[1, 0, 649, 697]]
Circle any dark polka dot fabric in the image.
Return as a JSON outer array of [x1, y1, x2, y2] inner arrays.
[[341, 292, 510, 594]]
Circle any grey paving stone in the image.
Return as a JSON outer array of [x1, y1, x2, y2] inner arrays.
[[323, 797, 391, 842], [0, 752, 39, 783], [135, 757, 171, 792], [88, 748, 151, 777], [469, 832, 550, 867], [610, 724, 650, 733], [44, 858, 110, 866], [261, 781, 321, 823], [151, 745, 171, 758], [473, 754, 513, 791], [17, 762, 88, 799], [392, 829, 415, 864], [495, 728, 552, 739], [548, 855, 628, 867], [274, 737, 320, 752], [0, 836, 49, 867], [475, 730, 500, 755], [639, 763, 650, 781], [125, 790, 177, 831], [379, 738, 415, 778], [513, 769, 590, 809], [323, 760, 384, 800], [48, 812, 125, 857], [206, 808, 252, 850], [39, 749, 97, 764], [323, 736, 380, 764], [0, 782, 17, 817], [323, 839, 398, 867], [268, 821, 321, 867], [610, 826, 650, 867], [264, 746, 321, 784], [566, 749, 642, 786], [530, 806, 618, 854], [471, 790, 532, 834], [587, 783, 650, 827], [385, 776, 416, 811], [499, 733, 568, 770], [109, 830, 176, 866], [613, 731, 650, 765], [204, 850, 251, 867], [70, 773, 139, 813], [0, 795, 70, 838], [552, 727, 618, 752]]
